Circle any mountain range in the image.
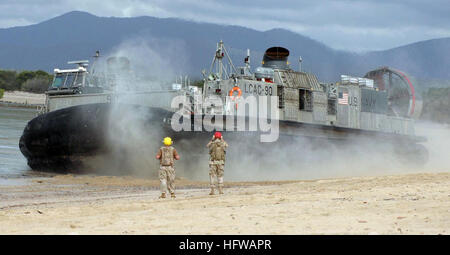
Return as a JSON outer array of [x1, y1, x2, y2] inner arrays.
[[0, 11, 449, 84]]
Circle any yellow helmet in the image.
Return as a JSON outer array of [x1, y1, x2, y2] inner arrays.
[[163, 137, 172, 146]]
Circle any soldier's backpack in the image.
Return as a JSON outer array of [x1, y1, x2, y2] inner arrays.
[[210, 141, 225, 161], [160, 146, 174, 166]]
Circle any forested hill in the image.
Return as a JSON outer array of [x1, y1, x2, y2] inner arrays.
[[0, 11, 449, 83]]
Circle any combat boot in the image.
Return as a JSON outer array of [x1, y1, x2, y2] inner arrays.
[[171, 193, 176, 198], [209, 188, 215, 195], [218, 186, 224, 195], [159, 193, 166, 199]]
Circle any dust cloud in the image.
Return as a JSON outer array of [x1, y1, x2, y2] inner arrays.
[[83, 38, 449, 182], [210, 135, 408, 181], [416, 122, 450, 172], [84, 38, 188, 178], [175, 121, 449, 182]]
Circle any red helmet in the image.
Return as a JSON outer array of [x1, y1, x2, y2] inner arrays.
[[214, 131, 222, 139]]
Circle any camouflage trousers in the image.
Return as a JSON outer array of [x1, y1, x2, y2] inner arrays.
[[209, 161, 224, 188], [159, 165, 175, 194]]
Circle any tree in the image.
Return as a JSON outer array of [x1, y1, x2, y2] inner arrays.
[[0, 88, 4, 99], [0, 70, 18, 90], [421, 87, 450, 124], [21, 76, 52, 93], [0, 69, 53, 92], [34, 70, 49, 77], [15, 71, 37, 89]]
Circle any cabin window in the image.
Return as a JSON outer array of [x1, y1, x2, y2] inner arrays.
[[299, 89, 312, 112], [52, 76, 64, 88], [73, 73, 84, 87], [64, 74, 75, 87], [328, 99, 337, 115], [51, 72, 85, 89], [277, 86, 284, 109]]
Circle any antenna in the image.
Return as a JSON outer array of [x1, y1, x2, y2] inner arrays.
[[67, 60, 89, 67], [91, 50, 100, 74], [245, 49, 250, 67], [208, 40, 237, 80], [299, 56, 303, 72]]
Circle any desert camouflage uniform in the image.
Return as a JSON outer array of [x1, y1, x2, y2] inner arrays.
[[207, 138, 228, 194], [156, 146, 179, 197], [159, 165, 176, 194]]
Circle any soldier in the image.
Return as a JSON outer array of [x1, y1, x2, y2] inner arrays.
[[156, 137, 180, 198], [206, 131, 228, 195]]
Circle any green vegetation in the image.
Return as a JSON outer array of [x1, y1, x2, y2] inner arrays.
[[21, 76, 52, 93], [421, 87, 450, 124], [0, 88, 4, 99], [0, 69, 52, 93], [0, 70, 18, 91]]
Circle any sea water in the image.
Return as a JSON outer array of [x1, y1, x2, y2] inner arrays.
[[0, 106, 37, 182]]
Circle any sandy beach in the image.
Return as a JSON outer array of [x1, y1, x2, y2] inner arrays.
[[0, 172, 449, 234], [0, 91, 45, 106]]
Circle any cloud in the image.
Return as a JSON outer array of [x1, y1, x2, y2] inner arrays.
[[0, 0, 449, 51]]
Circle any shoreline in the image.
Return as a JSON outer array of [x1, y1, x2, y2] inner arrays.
[[0, 101, 43, 109], [0, 91, 45, 108], [1, 171, 449, 234]]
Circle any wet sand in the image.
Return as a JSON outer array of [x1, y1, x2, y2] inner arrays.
[[0, 172, 449, 234]]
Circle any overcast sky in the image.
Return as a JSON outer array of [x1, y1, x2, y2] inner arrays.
[[1, 0, 449, 51]]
